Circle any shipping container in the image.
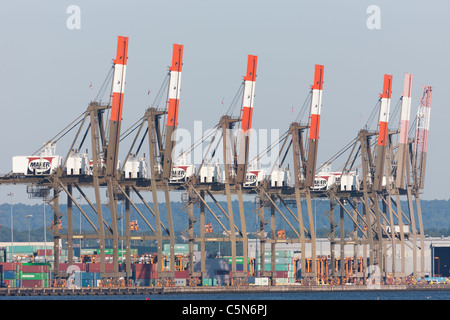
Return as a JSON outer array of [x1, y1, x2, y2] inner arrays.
[[175, 278, 186, 287], [202, 278, 212, 286], [169, 164, 196, 184], [86, 263, 114, 273], [133, 263, 153, 279], [81, 279, 94, 287], [254, 277, 270, 286], [22, 265, 49, 273], [59, 263, 87, 272], [263, 250, 294, 258], [36, 249, 53, 256], [175, 270, 189, 279], [255, 264, 292, 272], [0, 262, 19, 271], [22, 280, 44, 288], [163, 244, 198, 252], [223, 256, 248, 264], [3, 279, 14, 288], [12, 154, 62, 176], [134, 278, 151, 286], [270, 167, 291, 187], [123, 155, 147, 179], [256, 257, 294, 264], [199, 163, 221, 183], [21, 273, 48, 281], [66, 151, 90, 175], [2, 270, 17, 280]]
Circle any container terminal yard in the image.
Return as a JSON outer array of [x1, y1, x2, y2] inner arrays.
[[0, 35, 446, 295]]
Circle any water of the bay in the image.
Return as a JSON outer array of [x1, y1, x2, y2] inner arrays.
[[1, 290, 449, 300]]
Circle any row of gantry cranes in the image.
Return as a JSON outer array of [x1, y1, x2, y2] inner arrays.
[[1, 36, 433, 286]]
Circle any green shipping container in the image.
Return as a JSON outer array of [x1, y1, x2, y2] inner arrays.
[[263, 250, 294, 258], [163, 244, 198, 251], [224, 256, 248, 264], [21, 273, 48, 281], [257, 257, 294, 264], [202, 278, 212, 286], [255, 264, 292, 271]]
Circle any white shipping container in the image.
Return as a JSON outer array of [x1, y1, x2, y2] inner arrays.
[[244, 169, 266, 188], [66, 152, 90, 175], [254, 277, 269, 286], [270, 168, 291, 187], [385, 225, 411, 235], [199, 163, 221, 183], [13, 155, 62, 176], [175, 278, 187, 287], [170, 164, 196, 183], [124, 156, 148, 179], [340, 172, 359, 191]]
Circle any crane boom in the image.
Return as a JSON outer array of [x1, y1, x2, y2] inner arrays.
[[162, 43, 184, 179], [373, 74, 392, 191], [236, 54, 258, 184], [241, 55, 258, 133], [414, 85, 432, 189], [106, 35, 129, 176], [395, 73, 413, 188], [305, 64, 324, 187]]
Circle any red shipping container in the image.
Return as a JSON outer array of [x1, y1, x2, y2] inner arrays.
[[23, 265, 50, 273], [134, 264, 152, 279], [105, 263, 114, 272], [58, 263, 68, 272], [22, 280, 43, 288], [276, 271, 288, 278], [87, 263, 100, 273], [87, 263, 114, 273], [0, 262, 17, 271], [175, 270, 189, 279], [59, 263, 86, 272], [36, 249, 52, 256]]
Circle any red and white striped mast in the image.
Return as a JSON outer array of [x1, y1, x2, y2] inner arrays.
[[104, 35, 129, 275], [373, 74, 393, 191], [162, 43, 184, 179], [236, 54, 258, 184], [305, 64, 324, 187], [414, 85, 432, 189], [395, 73, 413, 189], [106, 35, 129, 176]]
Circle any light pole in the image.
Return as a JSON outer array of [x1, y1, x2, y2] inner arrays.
[[7, 192, 14, 262], [27, 215, 33, 246], [77, 195, 83, 261], [217, 215, 223, 258], [43, 200, 47, 262]]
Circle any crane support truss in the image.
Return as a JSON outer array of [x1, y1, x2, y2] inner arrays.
[[0, 38, 433, 287]]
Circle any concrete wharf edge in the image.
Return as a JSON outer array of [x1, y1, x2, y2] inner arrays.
[[0, 284, 449, 297]]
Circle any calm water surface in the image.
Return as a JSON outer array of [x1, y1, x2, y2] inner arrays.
[[0, 290, 449, 300]]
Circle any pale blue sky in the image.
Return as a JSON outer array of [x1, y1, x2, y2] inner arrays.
[[0, 0, 448, 203]]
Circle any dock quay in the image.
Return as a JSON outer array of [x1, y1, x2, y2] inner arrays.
[[1, 284, 449, 297]]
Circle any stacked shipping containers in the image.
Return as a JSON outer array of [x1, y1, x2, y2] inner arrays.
[[133, 263, 157, 286], [73, 271, 102, 288], [255, 250, 296, 284], [21, 263, 51, 288], [0, 262, 21, 288]]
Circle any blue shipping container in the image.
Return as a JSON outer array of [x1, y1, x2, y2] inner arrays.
[[82, 272, 94, 280], [3, 271, 17, 279], [81, 279, 94, 287]]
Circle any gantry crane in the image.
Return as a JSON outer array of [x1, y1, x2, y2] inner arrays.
[[0, 32, 436, 288], [251, 64, 324, 284]]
